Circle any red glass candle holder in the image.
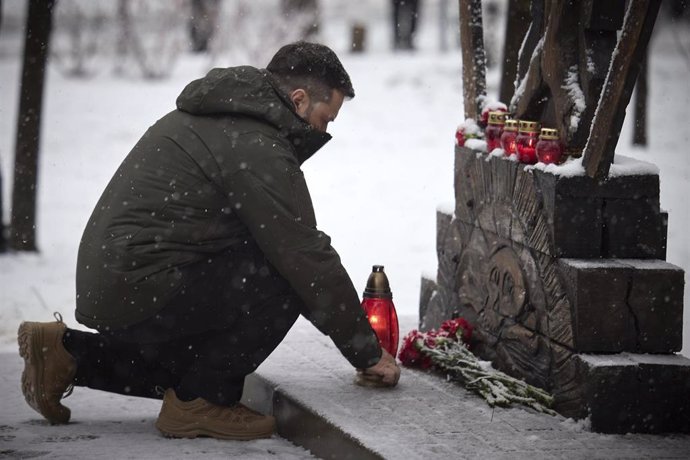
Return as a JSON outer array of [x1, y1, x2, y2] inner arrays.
[[536, 128, 563, 164], [516, 120, 540, 164], [500, 119, 518, 155], [361, 265, 399, 356], [485, 111, 506, 152], [480, 105, 507, 129], [361, 297, 399, 356], [455, 128, 465, 147]]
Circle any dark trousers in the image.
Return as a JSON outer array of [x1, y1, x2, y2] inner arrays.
[[63, 244, 303, 407]]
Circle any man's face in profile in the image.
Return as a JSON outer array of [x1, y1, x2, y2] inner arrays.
[[291, 88, 345, 133]]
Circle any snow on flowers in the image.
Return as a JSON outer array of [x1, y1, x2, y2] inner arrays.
[[398, 318, 556, 415]]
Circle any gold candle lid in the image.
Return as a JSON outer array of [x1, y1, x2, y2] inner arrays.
[[518, 120, 540, 133], [504, 119, 518, 131], [540, 128, 559, 140], [363, 265, 392, 299], [488, 111, 506, 125]]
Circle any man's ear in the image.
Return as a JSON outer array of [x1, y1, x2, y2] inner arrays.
[[289, 89, 310, 117]]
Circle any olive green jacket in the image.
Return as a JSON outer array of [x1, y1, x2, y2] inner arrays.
[[76, 66, 381, 368]]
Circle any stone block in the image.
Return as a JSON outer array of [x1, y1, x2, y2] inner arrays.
[[419, 276, 437, 324], [558, 259, 636, 352], [602, 198, 667, 259], [420, 280, 464, 333], [551, 194, 603, 258], [559, 259, 685, 353], [551, 342, 586, 419], [532, 169, 665, 259], [539, 170, 660, 200], [435, 209, 454, 261], [534, 171, 602, 258], [623, 259, 684, 352], [534, 170, 667, 259], [454, 146, 482, 224], [574, 353, 690, 434], [597, 174, 660, 199]]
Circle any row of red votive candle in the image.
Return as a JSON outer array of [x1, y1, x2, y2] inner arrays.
[[485, 112, 564, 164]]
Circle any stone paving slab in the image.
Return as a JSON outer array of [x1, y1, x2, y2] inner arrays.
[[2, 353, 314, 459], [249, 316, 690, 460], [4, 315, 690, 459]]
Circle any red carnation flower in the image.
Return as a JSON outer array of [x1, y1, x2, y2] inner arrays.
[[398, 330, 433, 369], [440, 318, 473, 344]]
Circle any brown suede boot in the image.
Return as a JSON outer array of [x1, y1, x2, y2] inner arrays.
[[155, 389, 276, 440], [18, 313, 77, 424]]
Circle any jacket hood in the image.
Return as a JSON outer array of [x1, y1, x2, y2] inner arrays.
[[176, 66, 331, 164]]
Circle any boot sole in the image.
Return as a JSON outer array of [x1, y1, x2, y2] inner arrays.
[[155, 417, 274, 441], [18, 322, 70, 424]]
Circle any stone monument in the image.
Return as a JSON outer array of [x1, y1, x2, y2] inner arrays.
[[421, 0, 689, 433]]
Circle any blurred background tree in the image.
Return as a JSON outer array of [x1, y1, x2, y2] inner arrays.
[[189, 0, 221, 53], [10, 0, 55, 251]]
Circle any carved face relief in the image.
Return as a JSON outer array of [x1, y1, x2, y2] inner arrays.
[[454, 220, 548, 386], [488, 246, 527, 319], [429, 153, 576, 391], [456, 228, 530, 332], [457, 248, 488, 315]]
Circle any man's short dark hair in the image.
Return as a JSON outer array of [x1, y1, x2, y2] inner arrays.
[[267, 41, 355, 101]]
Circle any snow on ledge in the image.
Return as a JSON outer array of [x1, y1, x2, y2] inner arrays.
[[525, 156, 586, 177], [486, 148, 505, 161], [436, 202, 455, 216], [523, 154, 659, 178], [420, 269, 437, 282], [460, 146, 660, 178], [561, 259, 681, 273], [619, 259, 680, 271], [560, 416, 592, 433], [560, 258, 628, 269], [579, 352, 690, 368], [608, 154, 660, 176], [464, 138, 487, 152]]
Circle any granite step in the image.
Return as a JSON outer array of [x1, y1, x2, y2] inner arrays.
[[243, 316, 690, 460]]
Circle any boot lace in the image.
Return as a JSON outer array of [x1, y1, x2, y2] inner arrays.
[[62, 384, 74, 399], [52, 311, 73, 400]]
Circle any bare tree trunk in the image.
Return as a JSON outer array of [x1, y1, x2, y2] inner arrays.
[[0, 157, 5, 252], [189, 0, 220, 53], [0, 0, 4, 250], [583, 0, 662, 180], [10, 0, 55, 251], [282, 0, 320, 40], [0, 0, 3, 251], [632, 49, 649, 146], [114, 0, 130, 75], [439, 0, 449, 52], [459, 0, 487, 120], [499, 0, 531, 104]]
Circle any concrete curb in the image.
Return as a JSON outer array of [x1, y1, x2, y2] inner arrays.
[[244, 373, 383, 460], [239, 317, 690, 460]]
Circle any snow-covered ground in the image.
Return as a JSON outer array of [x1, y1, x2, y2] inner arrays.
[[1, 2, 688, 353], [1, 1, 689, 458]]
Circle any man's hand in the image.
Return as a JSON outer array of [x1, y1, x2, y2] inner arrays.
[[356, 349, 401, 387]]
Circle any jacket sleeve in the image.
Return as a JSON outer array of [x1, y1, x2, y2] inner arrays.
[[227, 166, 382, 369]]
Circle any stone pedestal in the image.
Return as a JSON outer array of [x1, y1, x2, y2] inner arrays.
[[570, 353, 690, 433], [559, 259, 683, 353], [420, 146, 687, 433]]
